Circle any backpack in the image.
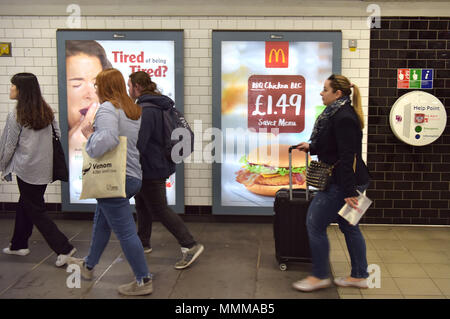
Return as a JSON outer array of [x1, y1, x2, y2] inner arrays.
[[141, 102, 194, 164]]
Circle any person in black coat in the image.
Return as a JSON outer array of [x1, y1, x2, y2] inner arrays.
[[292, 74, 371, 292], [128, 71, 204, 270]]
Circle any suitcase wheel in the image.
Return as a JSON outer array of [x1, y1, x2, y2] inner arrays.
[[279, 263, 287, 271]]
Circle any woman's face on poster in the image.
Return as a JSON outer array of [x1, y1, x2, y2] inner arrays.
[[66, 54, 102, 129]]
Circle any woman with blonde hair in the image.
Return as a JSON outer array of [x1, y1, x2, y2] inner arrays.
[[67, 68, 152, 296], [0, 73, 76, 266], [292, 74, 370, 292]]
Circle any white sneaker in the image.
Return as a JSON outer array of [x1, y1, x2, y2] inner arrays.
[[143, 246, 153, 254], [55, 247, 77, 267], [3, 247, 30, 256]]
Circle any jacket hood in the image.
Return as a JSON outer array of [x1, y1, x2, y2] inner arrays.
[[137, 94, 174, 110]]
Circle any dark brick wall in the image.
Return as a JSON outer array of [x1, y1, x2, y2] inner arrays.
[[364, 17, 450, 225]]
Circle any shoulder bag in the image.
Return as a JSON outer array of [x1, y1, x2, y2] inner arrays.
[[306, 155, 356, 191], [305, 160, 335, 191], [51, 124, 69, 182]]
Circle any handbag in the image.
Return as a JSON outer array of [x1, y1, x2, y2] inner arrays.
[[79, 136, 127, 199], [51, 124, 69, 182], [305, 160, 335, 191], [306, 154, 357, 191]]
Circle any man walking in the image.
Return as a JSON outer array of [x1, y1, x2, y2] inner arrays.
[[128, 71, 204, 269]]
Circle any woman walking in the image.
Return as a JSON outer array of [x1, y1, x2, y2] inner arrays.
[[67, 68, 152, 296], [0, 73, 76, 266], [292, 74, 371, 292]]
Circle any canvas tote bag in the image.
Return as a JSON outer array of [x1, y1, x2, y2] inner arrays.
[[79, 136, 127, 199]]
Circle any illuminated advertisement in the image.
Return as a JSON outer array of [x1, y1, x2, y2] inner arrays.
[[57, 30, 184, 212], [212, 31, 341, 215]]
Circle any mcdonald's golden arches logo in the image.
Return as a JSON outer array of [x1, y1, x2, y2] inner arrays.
[[265, 42, 289, 68]]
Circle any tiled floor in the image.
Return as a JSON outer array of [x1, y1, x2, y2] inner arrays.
[[0, 217, 449, 299], [329, 225, 450, 299]]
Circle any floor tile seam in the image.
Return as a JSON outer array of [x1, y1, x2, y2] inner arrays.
[[429, 277, 450, 297], [167, 268, 184, 299], [362, 229, 402, 241], [0, 230, 82, 297], [378, 242, 431, 286], [420, 263, 450, 279], [334, 264, 406, 298], [252, 243, 262, 299], [384, 262, 429, 279], [392, 277, 445, 297], [363, 262, 404, 297], [81, 252, 123, 299]]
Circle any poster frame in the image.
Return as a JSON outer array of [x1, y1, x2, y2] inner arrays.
[[212, 30, 342, 215], [56, 29, 184, 213]]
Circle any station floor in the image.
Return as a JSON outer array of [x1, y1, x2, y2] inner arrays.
[[0, 217, 449, 299]]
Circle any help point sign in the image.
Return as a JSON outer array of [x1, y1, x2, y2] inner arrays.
[[390, 91, 446, 146]]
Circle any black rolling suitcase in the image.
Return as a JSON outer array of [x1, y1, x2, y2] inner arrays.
[[273, 145, 313, 271]]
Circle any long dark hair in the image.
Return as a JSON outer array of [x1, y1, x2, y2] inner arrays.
[[11, 73, 54, 130], [129, 71, 161, 96]]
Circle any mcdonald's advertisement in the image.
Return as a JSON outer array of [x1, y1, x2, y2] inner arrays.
[[219, 40, 334, 208]]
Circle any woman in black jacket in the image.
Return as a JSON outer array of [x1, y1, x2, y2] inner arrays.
[[292, 74, 370, 292]]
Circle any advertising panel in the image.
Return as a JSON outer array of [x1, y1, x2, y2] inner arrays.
[[212, 31, 342, 215], [57, 30, 184, 212]]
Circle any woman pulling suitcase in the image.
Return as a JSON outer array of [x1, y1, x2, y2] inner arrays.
[[292, 74, 371, 292]]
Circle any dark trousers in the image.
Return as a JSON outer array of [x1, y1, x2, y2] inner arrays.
[[10, 177, 73, 255], [134, 178, 195, 249]]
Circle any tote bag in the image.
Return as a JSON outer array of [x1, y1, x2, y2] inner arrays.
[[79, 136, 127, 199]]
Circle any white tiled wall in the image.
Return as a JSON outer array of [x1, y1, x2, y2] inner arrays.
[[0, 15, 370, 206]]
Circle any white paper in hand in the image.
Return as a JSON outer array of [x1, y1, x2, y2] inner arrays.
[[338, 190, 372, 226]]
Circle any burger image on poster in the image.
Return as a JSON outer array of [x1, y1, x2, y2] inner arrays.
[[235, 144, 309, 197], [389, 91, 447, 146]]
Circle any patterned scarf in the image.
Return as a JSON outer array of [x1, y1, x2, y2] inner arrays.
[[309, 96, 350, 145]]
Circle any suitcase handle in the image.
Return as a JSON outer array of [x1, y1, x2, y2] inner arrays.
[[288, 145, 309, 201]]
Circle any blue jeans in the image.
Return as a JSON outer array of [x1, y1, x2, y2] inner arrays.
[[85, 176, 151, 282], [306, 183, 370, 279]]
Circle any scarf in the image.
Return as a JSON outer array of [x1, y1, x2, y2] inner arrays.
[[309, 96, 350, 145]]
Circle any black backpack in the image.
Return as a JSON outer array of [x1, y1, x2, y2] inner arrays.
[[141, 102, 194, 164]]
